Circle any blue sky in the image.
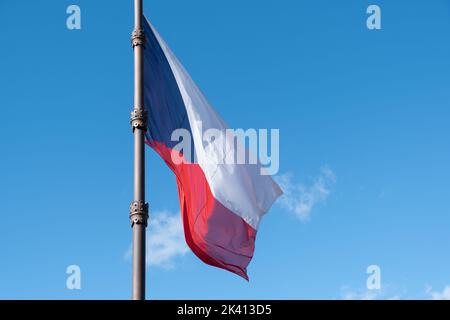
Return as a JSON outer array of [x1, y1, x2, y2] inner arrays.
[[1, 0, 450, 299]]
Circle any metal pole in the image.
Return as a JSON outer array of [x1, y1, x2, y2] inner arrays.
[[130, 0, 148, 300]]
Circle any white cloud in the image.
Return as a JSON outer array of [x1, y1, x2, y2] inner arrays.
[[341, 284, 450, 300], [340, 285, 402, 300], [275, 166, 336, 221], [426, 285, 450, 300], [341, 287, 380, 300], [125, 211, 189, 269]]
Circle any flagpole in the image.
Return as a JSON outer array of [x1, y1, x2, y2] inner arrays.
[[130, 0, 148, 300]]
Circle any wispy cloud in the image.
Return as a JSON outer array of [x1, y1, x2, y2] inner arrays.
[[340, 285, 402, 300], [275, 166, 336, 221], [426, 285, 450, 300], [125, 210, 189, 269], [340, 286, 380, 300]]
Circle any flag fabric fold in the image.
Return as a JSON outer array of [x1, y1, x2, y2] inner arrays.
[[142, 17, 282, 280]]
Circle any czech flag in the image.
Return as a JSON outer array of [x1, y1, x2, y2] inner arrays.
[[142, 17, 282, 280]]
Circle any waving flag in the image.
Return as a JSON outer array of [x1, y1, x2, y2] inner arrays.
[[142, 17, 282, 280]]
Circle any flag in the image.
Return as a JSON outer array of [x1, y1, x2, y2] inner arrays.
[[142, 17, 282, 280]]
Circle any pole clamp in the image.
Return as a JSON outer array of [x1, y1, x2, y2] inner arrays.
[[131, 29, 146, 48], [130, 109, 148, 132], [129, 200, 149, 227]]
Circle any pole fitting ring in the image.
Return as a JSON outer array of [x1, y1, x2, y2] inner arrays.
[[129, 200, 149, 227], [130, 109, 148, 131], [131, 29, 146, 48]]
